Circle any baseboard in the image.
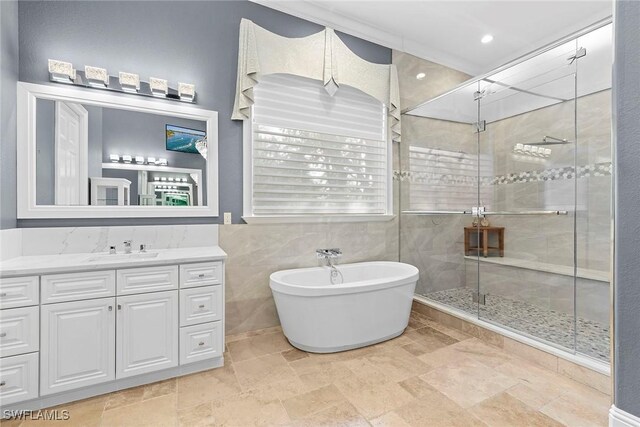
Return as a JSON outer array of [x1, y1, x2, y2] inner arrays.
[[610, 405, 640, 427]]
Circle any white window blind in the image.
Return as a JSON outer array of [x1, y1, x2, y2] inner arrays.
[[408, 146, 493, 211], [248, 73, 389, 216]]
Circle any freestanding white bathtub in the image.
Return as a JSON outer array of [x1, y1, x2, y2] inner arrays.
[[270, 261, 419, 353]]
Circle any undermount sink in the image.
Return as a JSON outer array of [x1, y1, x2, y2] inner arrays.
[[85, 252, 159, 262]]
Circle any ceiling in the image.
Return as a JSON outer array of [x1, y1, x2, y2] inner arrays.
[[251, 0, 612, 76], [409, 23, 613, 123]]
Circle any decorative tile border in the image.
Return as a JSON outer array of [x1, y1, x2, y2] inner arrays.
[[487, 162, 612, 185], [394, 162, 612, 185]]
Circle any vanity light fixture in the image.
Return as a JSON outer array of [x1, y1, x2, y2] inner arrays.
[[154, 177, 160, 181], [47, 61, 196, 103], [181, 178, 187, 182], [122, 155, 132, 164], [48, 59, 76, 83], [109, 154, 120, 163], [149, 77, 168, 97], [168, 177, 175, 182], [135, 156, 145, 165], [147, 157, 156, 165], [481, 34, 494, 44], [85, 66, 109, 87], [178, 83, 196, 102], [161, 177, 167, 181], [157, 158, 168, 166], [119, 72, 140, 93], [416, 72, 426, 80]]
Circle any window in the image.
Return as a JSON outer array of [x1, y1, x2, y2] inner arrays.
[[243, 74, 392, 222], [408, 146, 493, 211]]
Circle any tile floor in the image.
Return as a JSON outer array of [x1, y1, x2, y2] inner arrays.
[[426, 288, 610, 362], [5, 310, 610, 427]]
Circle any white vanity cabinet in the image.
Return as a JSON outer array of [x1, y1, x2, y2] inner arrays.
[[116, 291, 178, 378], [0, 256, 225, 410], [40, 298, 116, 395], [0, 276, 40, 406]]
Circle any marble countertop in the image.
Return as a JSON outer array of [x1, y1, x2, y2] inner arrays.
[[0, 246, 227, 278]]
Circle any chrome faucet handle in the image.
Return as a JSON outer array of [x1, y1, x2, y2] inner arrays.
[[328, 248, 342, 257], [123, 240, 132, 254], [109, 246, 116, 254], [316, 248, 342, 258], [139, 244, 147, 253]]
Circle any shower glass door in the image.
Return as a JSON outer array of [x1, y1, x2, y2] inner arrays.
[[475, 38, 579, 352], [399, 80, 481, 317]]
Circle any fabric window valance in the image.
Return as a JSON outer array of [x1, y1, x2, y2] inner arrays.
[[231, 19, 401, 143]]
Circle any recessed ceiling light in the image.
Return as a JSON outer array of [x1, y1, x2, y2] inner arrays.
[[416, 72, 426, 80], [481, 34, 494, 44]]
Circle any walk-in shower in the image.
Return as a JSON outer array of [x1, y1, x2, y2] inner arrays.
[[400, 21, 612, 367]]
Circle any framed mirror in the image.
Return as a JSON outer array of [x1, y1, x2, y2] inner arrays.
[[17, 82, 218, 218]]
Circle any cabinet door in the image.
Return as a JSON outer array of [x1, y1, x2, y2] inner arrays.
[[116, 291, 178, 379], [40, 298, 116, 395]]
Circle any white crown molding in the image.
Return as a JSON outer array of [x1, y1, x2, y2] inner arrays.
[[250, 0, 482, 75], [610, 405, 640, 427]]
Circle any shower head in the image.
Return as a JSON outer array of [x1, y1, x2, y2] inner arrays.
[[527, 136, 572, 146]]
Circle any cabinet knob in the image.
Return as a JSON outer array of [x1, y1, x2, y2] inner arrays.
[[108, 306, 113, 311], [0, 332, 6, 338], [0, 381, 6, 387], [198, 273, 206, 278], [0, 292, 7, 297], [198, 304, 205, 309], [118, 304, 122, 310], [198, 342, 205, 346]]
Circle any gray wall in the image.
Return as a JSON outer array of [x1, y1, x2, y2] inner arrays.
[[613, 0, 640, 417], [0, 0, 19, 229], [15, 0, 391, 227]]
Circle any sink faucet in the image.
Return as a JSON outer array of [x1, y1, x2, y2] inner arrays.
[[123, 240, 132, 254]]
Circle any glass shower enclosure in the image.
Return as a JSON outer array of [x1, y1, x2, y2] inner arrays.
[[400, 22, 612, 364]]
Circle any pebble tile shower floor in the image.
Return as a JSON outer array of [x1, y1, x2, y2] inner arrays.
[[2, 310, 610, 427], [425, 288, 610, 362]]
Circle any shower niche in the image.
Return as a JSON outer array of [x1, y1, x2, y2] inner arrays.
[[400, 22, 612, 365]]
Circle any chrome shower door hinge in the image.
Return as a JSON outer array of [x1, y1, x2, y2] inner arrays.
[[473, 292, 487, 305], [568, 47, 587, 64], [474, 120, 486, 133]]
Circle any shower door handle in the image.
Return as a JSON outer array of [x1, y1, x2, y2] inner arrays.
[[482, 210, 568, 216], [401, 210, 473, 215]]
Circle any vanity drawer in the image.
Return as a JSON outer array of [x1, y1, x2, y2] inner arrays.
[[180, 321, 223, 364], [0, 352, 39, 406], [0, 306, 39, 358], [180, 262, 223, 289], [117, 265, 178, 295], [179, 286, 222, 327], [0, 276, 39, 309], [42, 271, 115, 304]]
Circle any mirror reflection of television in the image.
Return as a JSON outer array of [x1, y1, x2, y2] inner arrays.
[[165, 124, 206, 154]]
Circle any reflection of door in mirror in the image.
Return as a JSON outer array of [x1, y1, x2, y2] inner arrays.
[[54, 102, 88, 205]]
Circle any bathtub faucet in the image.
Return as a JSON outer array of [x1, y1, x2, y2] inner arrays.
[[316, 248, 342, 266], [316, 249, 343, 284]]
